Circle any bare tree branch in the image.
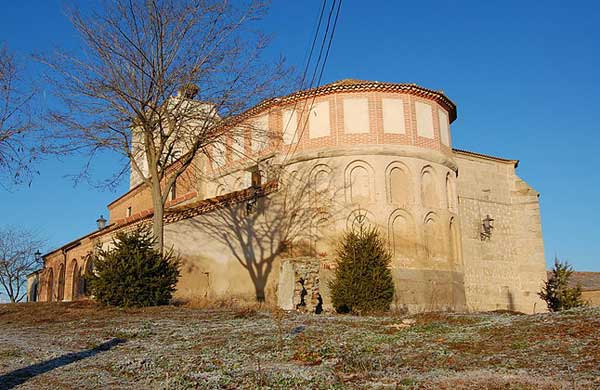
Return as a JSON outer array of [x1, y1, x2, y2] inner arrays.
[[0, 227, 44, 303], [40, 0, 291, 251], [0, 44, 38, 189]]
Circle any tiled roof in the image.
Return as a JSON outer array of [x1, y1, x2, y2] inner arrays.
[[453, 148, 519, 167], [44, 181, 279, 258], [239, 79, 458, 124], [96, 180, 279, 236], [546, 271, 600, 291]]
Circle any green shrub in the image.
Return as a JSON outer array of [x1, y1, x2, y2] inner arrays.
[[87, 228, 180, 307], [539, 258, 585, 312], [329, 225, 395, 314]]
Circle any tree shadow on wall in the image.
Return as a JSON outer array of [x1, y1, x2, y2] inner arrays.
[[189, 168, 346, 302], [0, 338, 126, 389]]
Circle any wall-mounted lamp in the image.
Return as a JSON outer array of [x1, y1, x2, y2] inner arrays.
[[480, 214, 494, 241], [96, 215, 107, 230], [34, 250, 42, 262]]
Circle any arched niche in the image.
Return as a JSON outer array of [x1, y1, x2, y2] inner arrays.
[[46, 268, 54, 302], [311, 164, 331, 195], [57, 263, 66, 301], [449, 217, 460, 266], [215, 184, 226, 197], [421, 166, 439, 209], [446, 172, 457, 212], [30, 278, 38, 302], [70, 259, 79, 301], [386, 162, 412, 206], [388, 209, 416, 261], [346, 209, 375, 233], [345, 160, 374, 204], [234, 175, 248, 191], [281, 169, 301, 195], [424, 212, 445, 261], [82, 258, 94, 297]]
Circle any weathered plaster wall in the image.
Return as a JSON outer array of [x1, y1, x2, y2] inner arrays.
[[165, 196, 286, 305], [278, 147, 465, 312], [162, 142, 467, 312]]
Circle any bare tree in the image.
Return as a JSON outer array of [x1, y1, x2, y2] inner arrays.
[[0, 44, 36, 188], [41, 0, 289, 251], [0, 227, 44, 303]]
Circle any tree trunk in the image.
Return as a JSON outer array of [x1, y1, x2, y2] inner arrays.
[[150, 177, 165, 253]]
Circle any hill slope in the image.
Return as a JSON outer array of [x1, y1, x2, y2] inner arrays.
[[0, 302, 599, 389]]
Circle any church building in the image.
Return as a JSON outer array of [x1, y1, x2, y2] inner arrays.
[[30, 79, 548, 314]]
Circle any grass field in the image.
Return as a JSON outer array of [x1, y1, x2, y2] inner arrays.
[[0, 302, 599, 389]]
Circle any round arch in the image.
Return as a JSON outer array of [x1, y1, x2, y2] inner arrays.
[[385, 161, 413, 205], [420, 165, 440, 209], [70, 259, 79, 301], [46, 268, 54, 302], [57, 263, 66, 301], [344, 160, 375, 204], [388, 208, 416, 260]]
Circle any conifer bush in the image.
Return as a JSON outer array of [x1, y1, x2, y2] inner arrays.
[[329, 225, 395, 314], [539, 258, 585, 311], [87, 228, 180, 307]]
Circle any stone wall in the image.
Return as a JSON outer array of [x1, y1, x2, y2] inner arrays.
[[277, 145, 466, 313], [454, 151, 547, 313], [36, 80, 548, 314], [277, 257, 322, 312], [39, 234, 99, 302]]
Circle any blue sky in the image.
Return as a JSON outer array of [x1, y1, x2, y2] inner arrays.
[[0, 1, 598, 271]]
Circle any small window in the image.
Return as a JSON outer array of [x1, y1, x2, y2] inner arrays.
[[126, 206, 132, 217], [170, 182, 177, 201]]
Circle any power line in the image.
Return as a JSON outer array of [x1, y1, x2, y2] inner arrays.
[[211, 0, 332, 193], [222, 0, 342, 176], [281, 0, 342, 166], [217, 0, 343, 196]]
